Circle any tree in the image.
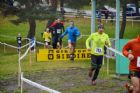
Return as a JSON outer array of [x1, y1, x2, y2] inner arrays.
[[96, 0, 131, 39], [0, 0, 58, 38], [119, 0, 127, 39], [60, 0, 64, 8]]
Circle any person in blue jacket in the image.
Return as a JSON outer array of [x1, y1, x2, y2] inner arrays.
[[60, 21, 80, 61]]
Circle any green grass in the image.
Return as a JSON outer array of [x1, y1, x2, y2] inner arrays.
[[82, 6, 91, 10]]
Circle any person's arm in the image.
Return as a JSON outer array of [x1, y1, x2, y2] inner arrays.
[[75, 28, 80, 37], [50, 33, 52, 39], [86, 34, 93, 49], [122, 41, 135, 60], [60, 22, 65, 33], [61, 28, 68, 38], [49, 33, 52, 39], [58, 29, 68, 43], [105, 35, 111, 47], [50, 22, 56, 27], [62, 25, 65, 33], [122, 41, 132, 57]]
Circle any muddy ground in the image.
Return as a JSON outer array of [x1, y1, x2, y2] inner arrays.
[[0, 68, 128, 93]]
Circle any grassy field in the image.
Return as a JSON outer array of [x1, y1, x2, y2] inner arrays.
[[0, 15, 139, 93]]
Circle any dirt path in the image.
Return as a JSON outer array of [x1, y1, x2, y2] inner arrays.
[[0, 68, 128, 93]]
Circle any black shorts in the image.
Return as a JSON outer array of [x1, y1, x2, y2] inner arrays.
[[129, 71, 140, 79]]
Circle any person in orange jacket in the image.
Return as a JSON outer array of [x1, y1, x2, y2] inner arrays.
[[122, 35, 140, 93]]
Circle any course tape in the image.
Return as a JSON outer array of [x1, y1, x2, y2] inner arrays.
[[21, 76, 61, 93], [0, 42, 18, 49], [106, 46, 125, 57], [0, 41, 31, 49], [19, 43, 34, 60]]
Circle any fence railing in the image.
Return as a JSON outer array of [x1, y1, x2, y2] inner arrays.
[[18, 42, 61, 93]]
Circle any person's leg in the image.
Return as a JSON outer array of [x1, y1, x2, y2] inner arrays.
[[52, 37, 57, 49], [125, 74, 133, 93], [131, 77, 140, 93], [59, 38, 62, 48], [52, 42, 57, 49], [89, 55, 98, 85], [139, 79, 140, 93], [45, 41, 48, 48], [69, 42, 75, 61], [69, 46, 75, 61], [92, 56, 103, 83], [129, 71, 140, 93]]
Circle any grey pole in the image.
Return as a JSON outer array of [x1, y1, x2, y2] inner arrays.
[[116, 0, 120, 75], [91, 0, 96, 34], [115, 0, 120, 41]]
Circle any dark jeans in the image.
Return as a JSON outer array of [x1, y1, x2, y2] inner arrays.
[[91, 54, 103, 81]]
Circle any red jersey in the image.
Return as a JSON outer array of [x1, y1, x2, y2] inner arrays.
[[122, 35, 140, 71]]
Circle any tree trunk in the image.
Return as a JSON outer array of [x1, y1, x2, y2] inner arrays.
[[60, 0, 64, 7], [134, 0, 139, 16], [119, 0, 126, 39], [27, 18, 36, 39]]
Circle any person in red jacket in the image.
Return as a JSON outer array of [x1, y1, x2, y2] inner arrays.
[[122, 35, 140, 93], [50, 18, 65, 49]]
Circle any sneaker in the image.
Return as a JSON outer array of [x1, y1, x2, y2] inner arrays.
[[125, 83, 133, 93]]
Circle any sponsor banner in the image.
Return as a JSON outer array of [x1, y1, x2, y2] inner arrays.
[[37, 49, 91, 61]]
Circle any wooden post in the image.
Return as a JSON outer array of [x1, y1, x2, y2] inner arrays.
[[21, 72, 23, 93], [107, 57, 109, 75], [29, 49, 32, 66], [4, 43, 6, 53]]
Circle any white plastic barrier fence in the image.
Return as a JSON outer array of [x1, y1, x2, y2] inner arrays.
[[0, 41, 31, 49], [18, 42, 61, 93], [105, 45, 127, 75], [21, 73, 61, 93], [106, 46, 125, 57], [0, 42, 18, 49], [20, 42, 32, 49], [36, 41, 44, 45], [0, 34, 45, 46]]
